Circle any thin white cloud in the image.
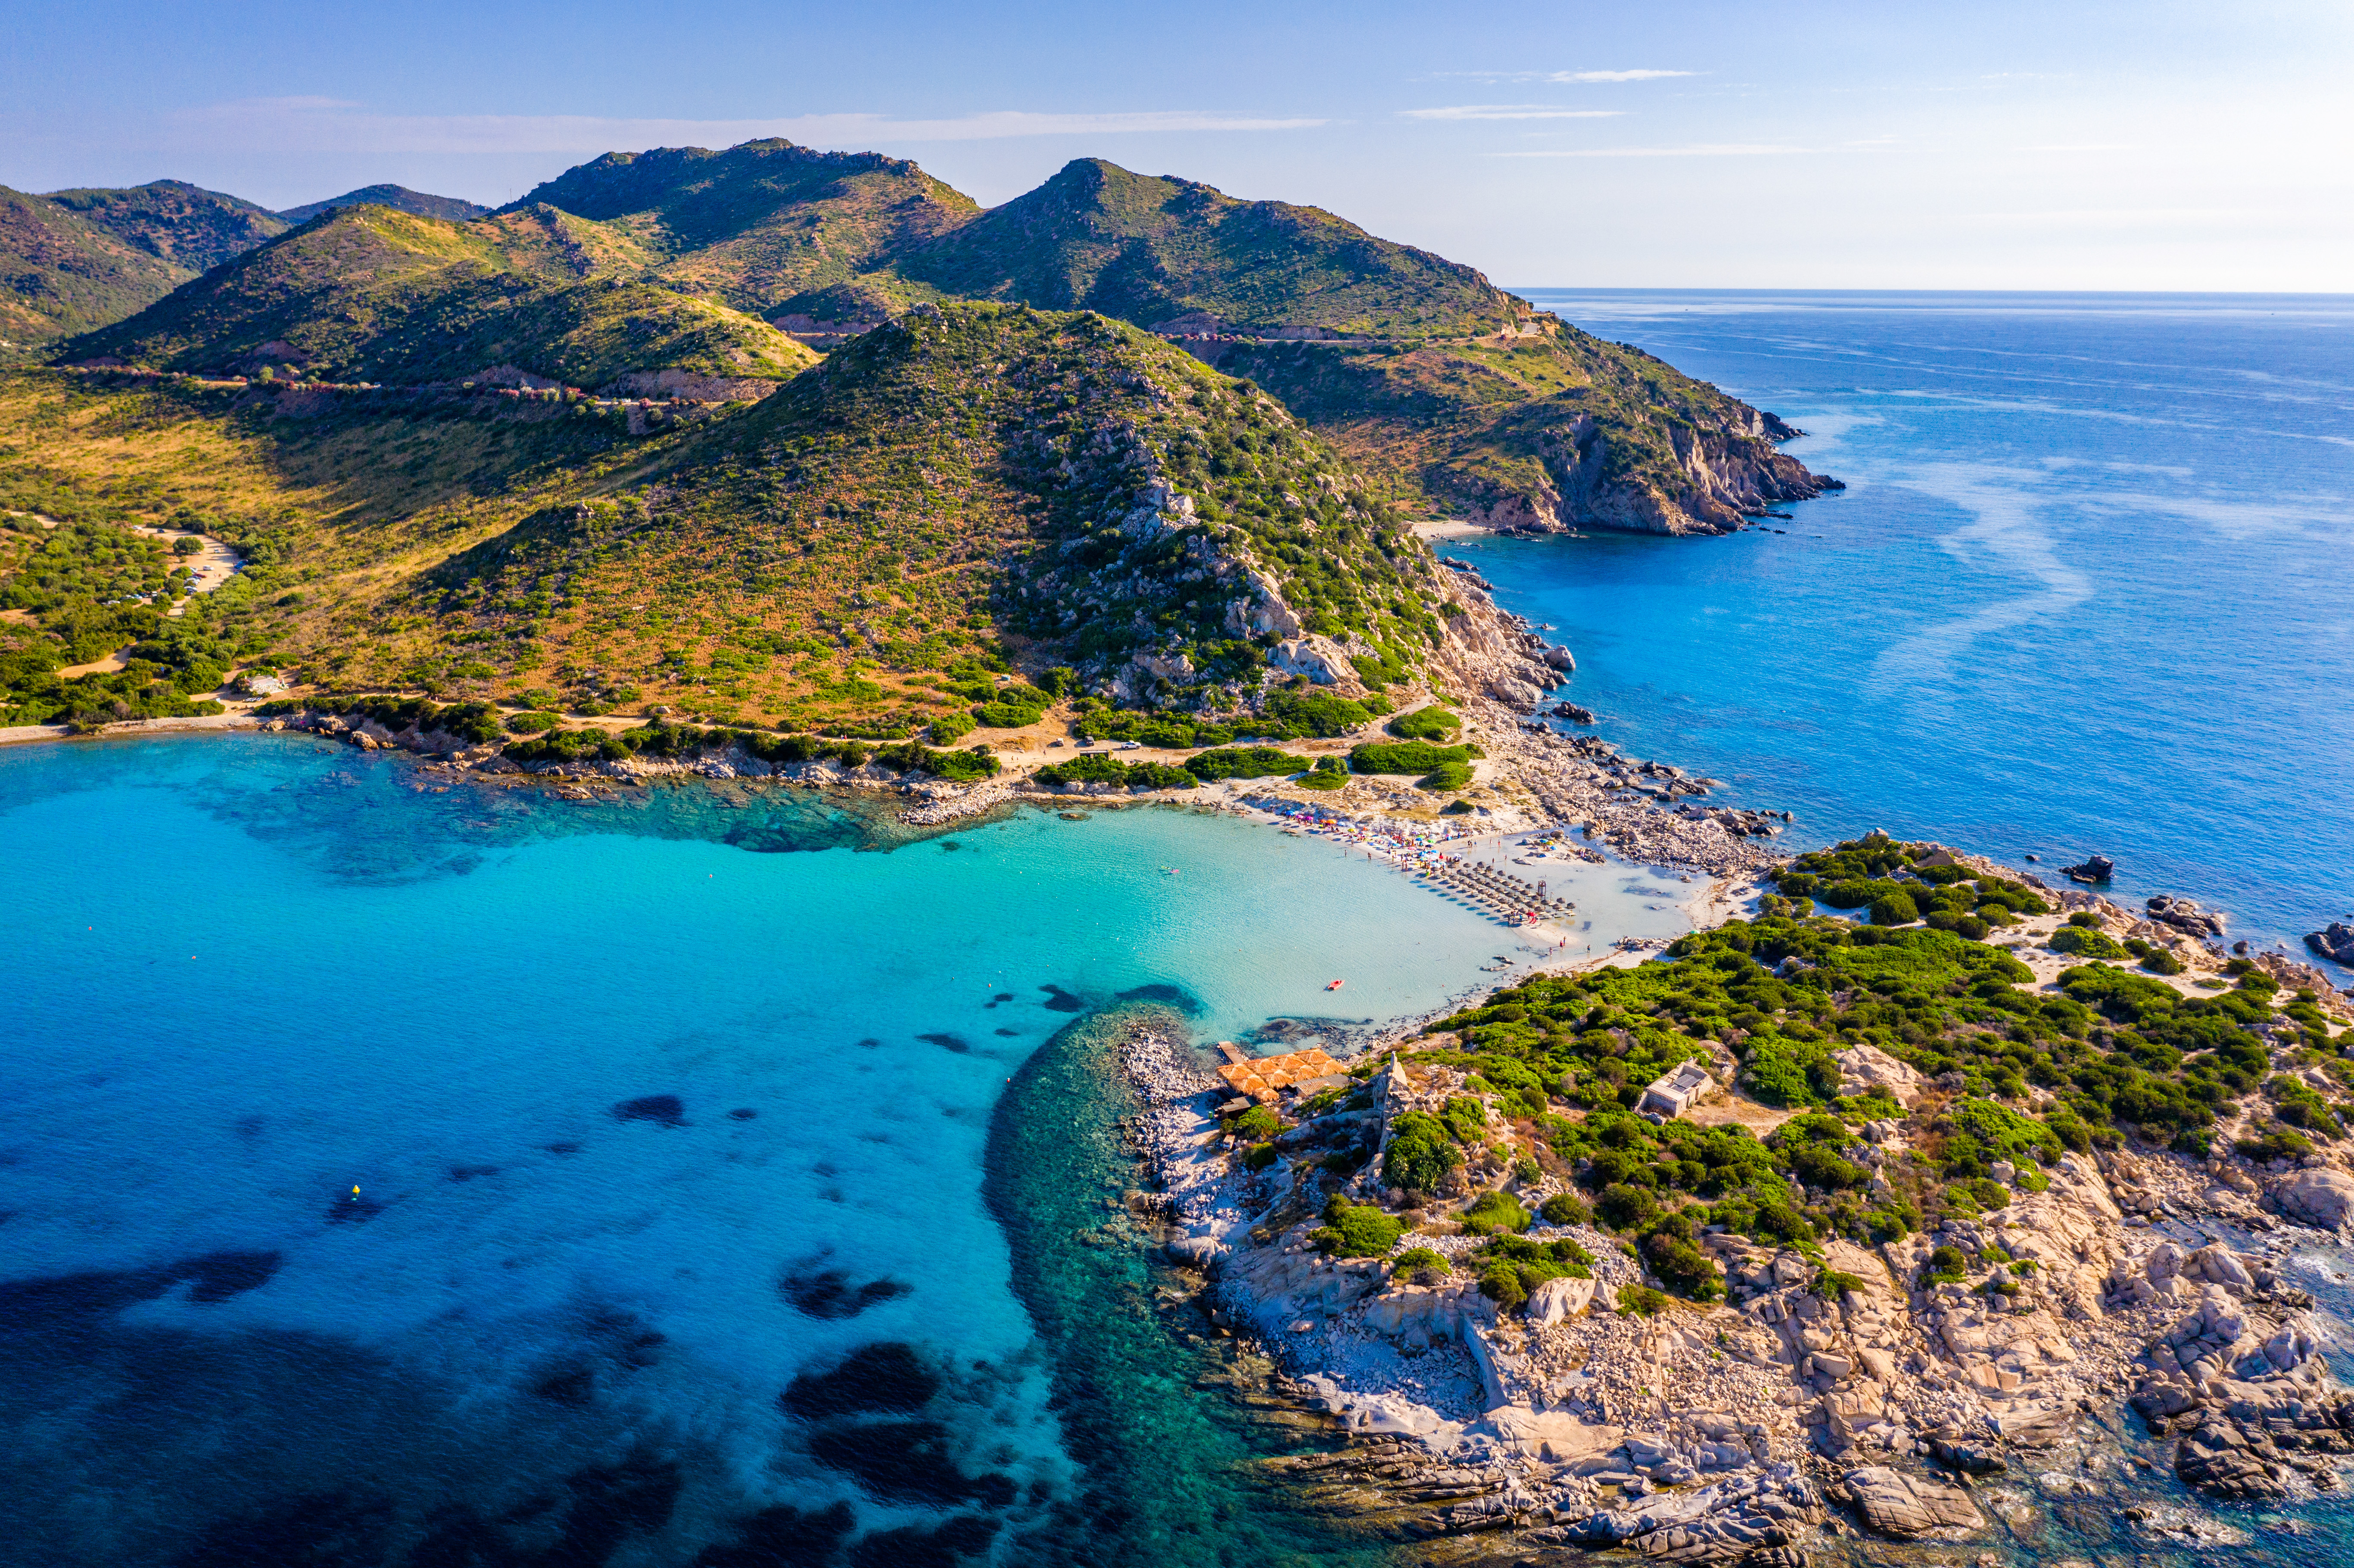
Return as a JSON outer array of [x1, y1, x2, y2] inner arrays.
[[164, 99, 1326, 153], [1959, 207, 2259, 229], [1430, 68, 1697, 83], [2011, 143, 2134, 152], [1491, 143, 1798, 158], [1401, 106, 1624, 121]]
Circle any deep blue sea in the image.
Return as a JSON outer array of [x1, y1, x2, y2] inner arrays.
[[1494, 290, 2354, 961]]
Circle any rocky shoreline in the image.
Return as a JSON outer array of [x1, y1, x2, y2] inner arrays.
[[1109, 889, 2354, 1564]]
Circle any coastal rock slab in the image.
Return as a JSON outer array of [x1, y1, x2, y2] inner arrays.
[[1840, 1466, 1983, 1539], [2273, 1167, 2354, 1230], [1834, 1042, 1925, 1104], [1482, 1406, 1622, 1462]]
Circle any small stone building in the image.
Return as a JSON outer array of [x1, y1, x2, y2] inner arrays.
[[1638, 1061, 1716, 1119]]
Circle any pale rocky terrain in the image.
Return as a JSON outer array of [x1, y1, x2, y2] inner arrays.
[[1124, 936, 2354, 1564]]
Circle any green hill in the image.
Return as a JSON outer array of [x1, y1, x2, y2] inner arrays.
[[504, 142, 1832, 529], [0, 304, 1554, 735], [0, 187, 194, 358], [506, 140, 976, 321], [54, 204, 816, 392], [878, 158, 1522, 339], [410, 302, 1467, 723], [277, 184, 488, 224], [45, 180, 289, 274]]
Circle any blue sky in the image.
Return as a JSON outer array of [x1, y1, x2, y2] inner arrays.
[[6, 0, 2348, 289]]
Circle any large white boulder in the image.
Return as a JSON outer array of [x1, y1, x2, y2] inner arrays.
[[1526, 1275, 1596, 1326], [1840, 1466, 1983, 1539], [2275, 1167, 2354, 1230], [1833, 1042, 1925, 1104], [1268, 634, 1358, 687]]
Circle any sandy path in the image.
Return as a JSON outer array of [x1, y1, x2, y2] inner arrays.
[[0, 712, 260, 747], [128, 525, 241, 613]]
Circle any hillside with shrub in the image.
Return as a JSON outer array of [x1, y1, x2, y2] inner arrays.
[[23, 139, 1835, 536], [46, 180, 290, 275], [1399, 831, 2349, 1304], [0, 187, 197, 360], [53, 204, 815, 389], [411, 301, 1467, 730], [0, 301, 1542, 740], [875, 158, 1521, 338], [504, 139, 978, 320]]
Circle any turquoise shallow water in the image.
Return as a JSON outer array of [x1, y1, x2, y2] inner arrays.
[[1492, 290, 2354, 962], [0, 733, 1573, 1565]]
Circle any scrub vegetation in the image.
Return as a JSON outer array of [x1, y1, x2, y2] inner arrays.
[[1390, 834, 2348, 1304]]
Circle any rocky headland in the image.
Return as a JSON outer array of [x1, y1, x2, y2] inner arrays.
[[1114, 849, 2354, 1564]]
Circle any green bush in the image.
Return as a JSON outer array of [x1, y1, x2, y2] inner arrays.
[[1642, 1228, 1724, 1300], [1312, 1196, 1406, 1257], [1540, 1192, 1593, 1227], [1869, 890, 1920, 926], [2234, 1126, 2314, 1162], [1814, 1269, 1865, 1300], [1386, 706, 1460, 741], [2048, 925, 2126, 960], [929, 710, 977, 744], [1478, 1262, 1528, 1310], [1418, 761, 1473, 791], [1033, 753, 1193, 790], [1185, 745, 1298, 781], [1242, 1142, 1279, 1171], [1227, 1104, 1281, 1141], [1382, 1111, 1462, 1192], [2266, 1076, 2341, 1134], [1460, 1188, 1529, 1236], [506, 711, 562, 734], [1923, 1244, 1968, 1285], [1392, 1246, 1450, 1281], [1597, 1182, 1659, 1230], [1263, 688, 1371, 737], [1617, 1284, 1671, 1317], [503, 727, 630, 764], [1439, 1095, 1488, 1144], [974, 700, 1043, 728], [2140, 947, 2184, 975], [1350, 740, 1477, 775]]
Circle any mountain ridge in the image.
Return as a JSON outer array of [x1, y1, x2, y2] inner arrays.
[[277, 184, 488, 224], [53, 203, 816, 392], [23, 138, 1837, 539]]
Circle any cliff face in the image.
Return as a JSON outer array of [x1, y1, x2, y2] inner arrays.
[[1200, 321, 1841, 541], [1458, 399, 1841, 538]]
